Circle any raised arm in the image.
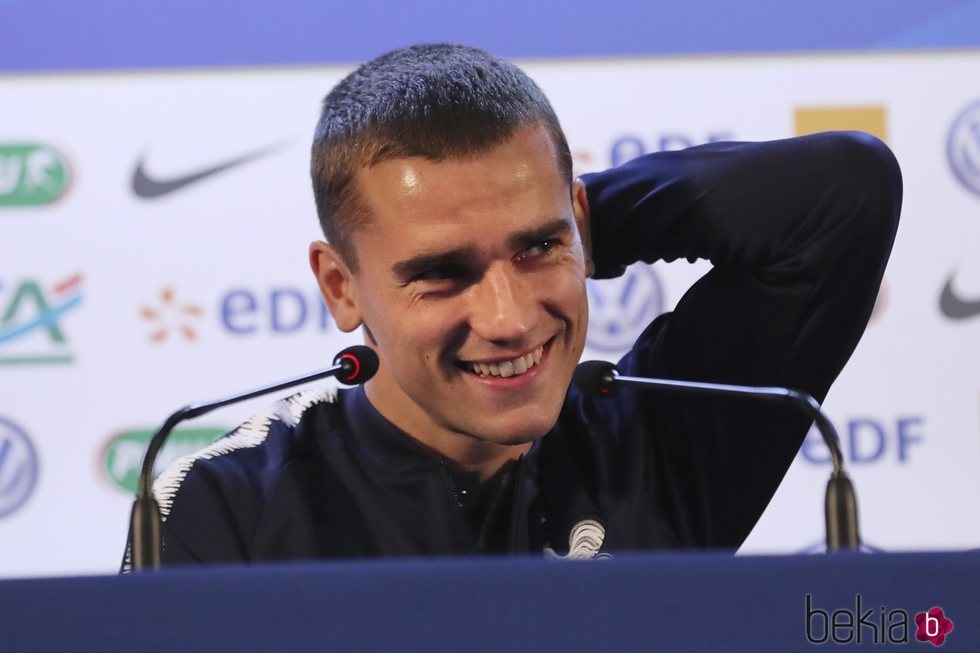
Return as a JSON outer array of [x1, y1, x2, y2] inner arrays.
[[580, 131, 902, 547]]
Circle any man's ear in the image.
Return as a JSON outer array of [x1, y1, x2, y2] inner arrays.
[[309, 241, 363, 333], [571, 178, 595, 278]]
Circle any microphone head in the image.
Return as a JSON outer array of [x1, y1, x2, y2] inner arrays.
[[572, 360, 619, 397], [334, 345, 380, 385]]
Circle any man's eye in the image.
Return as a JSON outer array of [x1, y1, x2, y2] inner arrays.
[[415, 266, 462, 281], [517, 240, 558, 262]]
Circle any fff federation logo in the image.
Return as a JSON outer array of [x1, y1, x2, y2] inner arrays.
[[0, 144, 70, 207], [586, 264, 665, 353], [948, 100, 980, 196], [0, 417, 40, 519]]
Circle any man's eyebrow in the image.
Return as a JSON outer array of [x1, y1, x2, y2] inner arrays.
[[507, 217, 575, 251], [392, 246, 479, 279], [391, 218, 575, 279]]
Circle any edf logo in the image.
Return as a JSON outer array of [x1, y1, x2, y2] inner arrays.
[[0, 417, 40, 519], [610, 132, 734, 167], [586, 264, 665, 353], [948, 100, 980, 196], [221, 288, 334, 335], [801, 416, 925, 465]]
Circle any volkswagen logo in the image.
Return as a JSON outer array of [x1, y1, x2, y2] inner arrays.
[[0, 417, 40, 519], [586, 264, 665, 353], [948, 100, 980, 197]]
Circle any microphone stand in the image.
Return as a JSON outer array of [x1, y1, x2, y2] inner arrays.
[[130, 346, 377, 571]]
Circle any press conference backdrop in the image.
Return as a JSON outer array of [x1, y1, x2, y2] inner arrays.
[[1, 1, 979, 578]]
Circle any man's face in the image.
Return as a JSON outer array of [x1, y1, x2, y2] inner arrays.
[[313, 125, 589, 459]]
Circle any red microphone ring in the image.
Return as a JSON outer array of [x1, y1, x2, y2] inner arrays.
[[339, 353, 361, 382]]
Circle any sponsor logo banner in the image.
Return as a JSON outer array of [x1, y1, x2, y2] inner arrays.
[[800, 415, 925, 465], [0, 273, 83, 365], [0, 416, 40, 519], [136, 285, 337, 344], [131, 142, 286, 199], [0, 144, 70, 207], [608, 131, 734, 168], [947, 100, 980, 197], [586, 264, 665, 353], [140, 287, 204, 343], [101, 427, 227, 493], [939, 272, 980, 320], [938, 103, 980, 321], [794, 106, 887, 141]]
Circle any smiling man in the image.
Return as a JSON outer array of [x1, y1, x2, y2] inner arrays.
[[135, 44, 901, 565], [311, 121, 588, 474]]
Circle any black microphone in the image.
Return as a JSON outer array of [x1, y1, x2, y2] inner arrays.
[[573, 360, 860, 552], [129, 345, 379, 572]]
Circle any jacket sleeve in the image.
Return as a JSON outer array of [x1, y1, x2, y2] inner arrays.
[[580, 131, 902, 547], [156, 462, 251, 565], [119, 461, 248, 572]]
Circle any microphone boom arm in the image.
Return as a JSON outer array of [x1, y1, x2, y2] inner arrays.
[[597, 368, 860, 552], [612, 373, 844, 474], [135, 362, 348, 498], [129, 347, 377, 572]]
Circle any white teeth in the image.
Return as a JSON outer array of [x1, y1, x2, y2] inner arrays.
[[467, 345, 545, 378]]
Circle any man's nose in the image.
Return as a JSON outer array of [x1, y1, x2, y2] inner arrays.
[[468, 265, 535, 345]]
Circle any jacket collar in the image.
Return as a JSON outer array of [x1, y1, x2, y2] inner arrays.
[[341, 385, 445, 474]]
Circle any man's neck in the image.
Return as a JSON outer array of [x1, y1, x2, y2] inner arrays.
[[364, 384, 532, 481], [439, 439, 532, 482]]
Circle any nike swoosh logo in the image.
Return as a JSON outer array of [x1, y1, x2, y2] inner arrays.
[[131, 143, 286, 199], [939, 272, 980, 319]]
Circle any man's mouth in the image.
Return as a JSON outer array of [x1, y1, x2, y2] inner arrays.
[[465, 345, 545, 378]]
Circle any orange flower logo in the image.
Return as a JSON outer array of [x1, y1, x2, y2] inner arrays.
[[139, 287, 203, 343]]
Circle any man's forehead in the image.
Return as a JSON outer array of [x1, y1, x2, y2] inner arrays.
[[354, 125, 566, 200], [341, 125, 572, 267]]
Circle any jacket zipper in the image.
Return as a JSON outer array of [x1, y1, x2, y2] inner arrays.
[[440, 464, 479, 552], [508, 458, 527, 551]]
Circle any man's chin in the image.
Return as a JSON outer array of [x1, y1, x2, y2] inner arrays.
[[474, 415, 558, 447]]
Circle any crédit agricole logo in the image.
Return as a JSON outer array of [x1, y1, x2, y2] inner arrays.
[[0, 274, 83, 365]]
